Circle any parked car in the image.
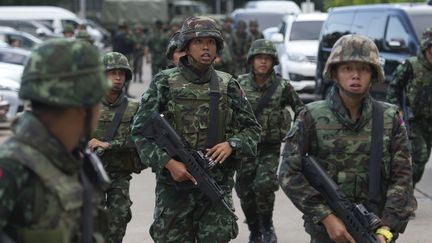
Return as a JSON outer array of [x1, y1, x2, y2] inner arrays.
[[0, 77, 23, 120], [316, 3, 432, 100], [231, 7, 300, 32], [245, 1, 301, 12], [0, 96, 10, 122], [0, 47, 30, 66], [0, 62, 24, 83], [0, 26, 42, 50], [270, 12, 327, 102], [0, 19, 59, 39], [0, 6, 105, 49]]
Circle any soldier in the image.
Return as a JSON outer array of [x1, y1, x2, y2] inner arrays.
[[387, 27, 432, 186], [63, 23, 75, 38], [0, 38, 111, 242], [231, 20, 253, 75], [221, 16, 234, 47], [278, 35, 416, 243], [75, 30, 95, 45], [165, 31, 185, 68], [131, 16, 261, 242], [147, 19, 169, 75], [235, 39, 304, 243], [132, 23, 149, 83], [249, 19, 264, 41], [88, 52, 144, 243]]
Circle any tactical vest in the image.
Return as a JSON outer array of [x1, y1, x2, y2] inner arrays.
[[96, 98, 141, 173], [238, 74, 291, 144], [307, 101, 394, 205], [406, 56, 432, 120], [165, 70, 232, 149], [0, 138, 90, 243]]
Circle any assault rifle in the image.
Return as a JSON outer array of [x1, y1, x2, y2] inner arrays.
[[140, 112, 237, 218], [302, 155, 381, 243]]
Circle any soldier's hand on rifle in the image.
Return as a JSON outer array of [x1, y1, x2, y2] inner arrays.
[[205, 142, 233, 164], [322, 214, 356, 243], [165, 159, 197, 185], [88, 138, 110, 151]]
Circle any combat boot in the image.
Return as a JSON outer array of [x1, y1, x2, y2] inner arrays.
[[248, 231, 263, 243], [260, 214, 277, 243]]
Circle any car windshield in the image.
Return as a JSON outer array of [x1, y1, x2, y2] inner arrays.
[[407, 13, 432, 41], [289, 21, 323, 41]]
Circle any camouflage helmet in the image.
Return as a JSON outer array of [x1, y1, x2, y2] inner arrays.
[[178, 16, 224, 52], [75, 30, 94, 44], [102, 52, 133, 82], [166, 31, 180, 60], [421, 27, 432, 51], [323, 34, 384, 83], [236, 20, 247, 29], [247, 39, 279, 65], [20, 38, 110, 107], [63, 24, 75, 33], [249, 19, 259, 27]]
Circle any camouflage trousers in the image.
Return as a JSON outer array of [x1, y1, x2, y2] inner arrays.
[[104, 173, 133, 243], [235, 145, 280, 230], [411, 121, 432, 185], [150, 181, 238, 243]]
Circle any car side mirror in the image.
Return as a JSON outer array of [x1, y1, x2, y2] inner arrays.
[[387, 38, 408, 51], [36, 28, 47, 37], [270, 33, 284, 44]]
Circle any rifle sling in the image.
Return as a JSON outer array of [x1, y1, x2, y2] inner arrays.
[[207, 71, 220, 147], [368, 99, 383, 213], [104, 98, 129, 141], [254, 77, 280, 118]]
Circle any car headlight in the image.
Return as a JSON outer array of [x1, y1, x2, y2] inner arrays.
[[288, 52, 307, 62]]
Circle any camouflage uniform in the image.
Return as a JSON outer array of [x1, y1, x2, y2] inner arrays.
[[235, 39, 304, 243], [279, 35, 416, 242], [131, 16, 261, 243], [95, 52, 144, 243], [132, 24, 148, 83], [148, 20, 169, 75], [387, 28, 432, 185], [231, 20, 253, 75], [249, 19, 264, 41], [0, 39, 111, 242], [213, 40, 235, 75]]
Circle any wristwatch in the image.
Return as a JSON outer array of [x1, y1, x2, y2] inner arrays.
[[228, 139, 239, 150]]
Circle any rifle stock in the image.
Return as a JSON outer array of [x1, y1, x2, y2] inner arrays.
[[302, 155, 381, 243], [140, 113, 237, 218]]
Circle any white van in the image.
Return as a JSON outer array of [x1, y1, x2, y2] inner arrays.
[[0, 6, 103, 48]]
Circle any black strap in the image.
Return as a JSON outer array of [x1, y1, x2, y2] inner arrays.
[[254, 77, 281, 118], [368, 99, 384, 213], [206, 71, 221, 147], [80, 168, 93, 243], [104, 99, 129, 141]]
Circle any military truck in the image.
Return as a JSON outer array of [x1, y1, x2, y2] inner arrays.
[[100, 0, 208, 29]]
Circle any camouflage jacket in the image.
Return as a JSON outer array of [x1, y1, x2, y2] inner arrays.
[[131, 56, 261, 184], [0, 112, 105, 242], [237, 71, 304, 144], [147, 30, 169, 65], [279, 86, 416, 233], [94, 92, 143, 174], [250, 31, 264, 41], [387, 53, 432, 121]]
